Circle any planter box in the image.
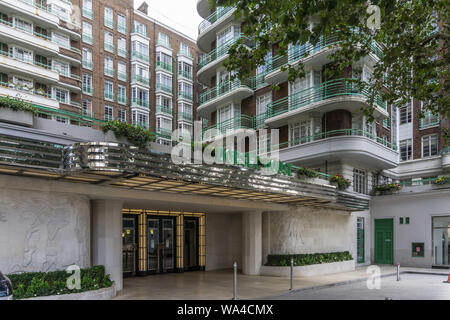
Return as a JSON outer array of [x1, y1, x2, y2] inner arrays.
[[22, 284, 116, 300], [0, 108, 34, 127], [260, 260, 355, 277]]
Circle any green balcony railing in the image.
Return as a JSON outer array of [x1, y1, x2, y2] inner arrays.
[[202, 115, 254, 139], [131, 51, 149, 63], [178, 91, 193, 101], [104, 17, 114, 29], [156, 105, 173, 116], [82, 85, 93, 95], [156, 61, 173, 73], [178, 112, 193, 122], [132, 28, 147, 38], [419, 113, 440, 129], [118, 72, 127, 82], [199, 78, 254, 106], [104, 92, 114, 101], [82, 60, 93, 70], [178, 70, 193, 80], [82, 33, 93, 44], [178, 49, 192, 58], [156, 83, 172, 94], [104, 41, 114, 53], [156, 127, 173, 138], [198, 6, 236, 34], [198, 35, 254, 70], [157, 39, 171, 49], [265, 34, 383, 76], [131, 75, 150, 86], [131, 98, 150, 108], [266, 78, 386, 119], [272, 128, 397, 152], [82, 7, 93, 19]]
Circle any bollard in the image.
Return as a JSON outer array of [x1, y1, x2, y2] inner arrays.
[[290, 258, 294, 290], [396, 262, 400, 281], [233, 262, 237, 300]]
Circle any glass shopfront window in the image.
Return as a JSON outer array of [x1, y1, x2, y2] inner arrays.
[[433, 216, 450, 266]]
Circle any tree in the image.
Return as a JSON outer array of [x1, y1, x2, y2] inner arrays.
[[211, 0, 449, 121]]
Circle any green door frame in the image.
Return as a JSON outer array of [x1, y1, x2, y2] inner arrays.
[[374, 218, 394, 264]]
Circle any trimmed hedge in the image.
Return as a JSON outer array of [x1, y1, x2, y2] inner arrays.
[[7, 265, 113, 300], [266, 251, 353, 267]]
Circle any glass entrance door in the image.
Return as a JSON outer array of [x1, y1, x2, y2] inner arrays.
[[122, 215, 138, 276], [433, 216, 450, 267], [184, 218, 199, 270], [147, 216, 175, 273]]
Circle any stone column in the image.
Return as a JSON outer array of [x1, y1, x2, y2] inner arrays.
[[92, 200, 124, 291], [242, 211, 262, 275]]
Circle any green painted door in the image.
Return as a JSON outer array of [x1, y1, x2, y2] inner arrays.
[[374, 219, 394, 264]]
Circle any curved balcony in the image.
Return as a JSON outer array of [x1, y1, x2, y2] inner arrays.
[[202, 114, 254, 141], [197, 35, 254, 86], [264, 35, 383, 85], [278, 129, 399, 170], [197, 79, 254, 118], [197, 0, 212, 19], [264, 78, 388, 127], [197, 6, 237, 52]]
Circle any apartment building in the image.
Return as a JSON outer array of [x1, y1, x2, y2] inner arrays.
[[0, 0, 199, 145], [196, 0, 449, 268]]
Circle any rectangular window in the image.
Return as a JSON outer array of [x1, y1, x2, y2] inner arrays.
[[422, 135, 438, 158], [133, 110, 149, 128], [256, 92, 272, 115], [104, 80, 114, 101], [118, 109, 127, 122], [82, 22, 93, 44], [289, 120, 312, 146], [399, 104, 412, 124], [104, 7, 114, 29], [53, 87, 69, 104], [104, 56, 114, 77], [53, 60, 70, 76], [353, 169, 367, 194], [118, 62, 127, 81], [52, 32, 70, 48], [158, 32, 170, 47], [82, 99, 92, 116], [133, 21, 147, 37], [118, 84, 126, 104], [117, 38, 127, 57], [104, 31, 114, 53], [179, 42, 191, 56], [14, 17, 32, 33], [104, 105, 114, 121], [400, 139, 412, 161], [117, 13, 127, 34]]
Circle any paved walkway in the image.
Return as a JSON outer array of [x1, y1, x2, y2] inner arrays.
[[114, 265, 448, 300]]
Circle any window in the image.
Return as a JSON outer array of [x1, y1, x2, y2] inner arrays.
[[158, 32, 170, 47], [82, 0, 93, 19], [353, 169, 367, 194], [217, 26, 234, 47], [256, 52, 272, 75], [104, 56, 114, 77], [133, 110, 149, 128], [82, 99, 92, 116], [178, 102, 192, 121], [13, 76, 33, 90], [50, 4, 69, 21], [156, 52, 172, 71], [400, 139, 412, 161], [117, 14, 126, 34], [104, 31, 114, 53], [10, 47, 33, 63], [118, 85, 126, 104], [157, 116, 172, 131], [14, 17, 32, 33], [421, 103, 439, 128], [53, 87, 69, 104], [118, 109, 127, 123], [53, 60, 70, 76], [82, 47, 93, 69], [179, 42, 191, 56], [53, 115, 69, 123], [133, 21, 147, 37], [178, 61, 192, 79], [104, 7, 114, 29], [82, 22, 93, 44], [157, 95, 172, 109], [399, 104, 412, 124], [256, 93, 271, 115], [132, 87, 149, 107], [118, 62, 127, 81], [178, 81, 193, 100], [104, 105, 114, 121], [104, 80, 114, 101], [117, 38, 127, 57], [132, 40, 149, 62], [52, 32, 69, 48], [156, 73, 172, 91], [422, 135, 438, 158], [82, 73, 93, 94], [289, 119, 312, 146]]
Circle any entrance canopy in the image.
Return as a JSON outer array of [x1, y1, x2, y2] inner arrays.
[[0, 134, 369, 211]]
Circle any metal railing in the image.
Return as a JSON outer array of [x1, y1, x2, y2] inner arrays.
[[117, 95, 127, 105], [117, 47, 127, 58], [82, 85, 93, 95], [198, 35, 254, 70], [178, 70, 193, 80], [202, 115, 254, 138], [118, 72, 127, 82], [199, 78, 254, 106], [131, 51, 150, 63], [104, 92, 114, 101], [131, 98, 150, 108], [131, 75, 150, 86], [155, 83, 172, 94], [266, 78, 386, 119], [178, 112, 193, 122], [104, 67, 114, 77], [104, 17, 114, 29], [156, 39, 171, 49], [198, 6, 236, 35], [156, 105, 173, 116], [132, 28, 147, 38], [82, 33, 93, 44], [104, 41, 114, 53], [178, 91, 193, 101], [82, 60, 93, 70], [156, 61, 173, 73], [0, 81, 52, 99], [117, 23, 127, 34], [82, 7, 93, 19]]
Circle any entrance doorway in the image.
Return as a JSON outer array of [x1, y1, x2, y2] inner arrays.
[[147, 216, 176, 274], [184, 217, 199, 270], [374, 218, 394, 264], [122, 214, 138, 276]]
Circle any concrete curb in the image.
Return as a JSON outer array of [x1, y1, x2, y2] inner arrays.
[[22, 284, 116, 300]]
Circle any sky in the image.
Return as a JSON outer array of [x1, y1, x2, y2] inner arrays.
[[134, 0, 203, 40]]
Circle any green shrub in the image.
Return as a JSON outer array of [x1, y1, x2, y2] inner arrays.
[[266, 251, 353, 267], [102, 121, 155, 149], [329, 174, 351, 190], [7, 265, 113, 300], [297, 167, 320, 179], [0, 95, 37, 114]]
